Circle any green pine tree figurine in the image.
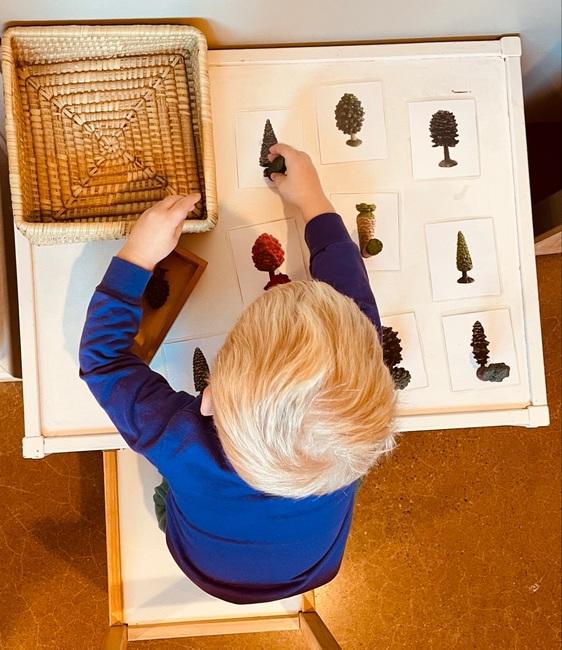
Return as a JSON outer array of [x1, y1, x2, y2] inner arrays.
[[456, 231, 474, 284], [259, 119, 286, 179]]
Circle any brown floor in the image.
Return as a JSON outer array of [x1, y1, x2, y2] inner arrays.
[[0, 254, 560, 650]]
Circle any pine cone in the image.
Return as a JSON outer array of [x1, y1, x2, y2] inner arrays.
[[264, 272, 291, 290], [391, 366, 411, 390], [263, 154, 287, 180], [145, 268, 169, 309], [252, 233, 285, 272], [382, 326, 403, 368], [192, 347, 210, 393], [471, 321, 490, 368]]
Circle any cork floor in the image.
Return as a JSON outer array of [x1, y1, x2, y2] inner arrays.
[[0, 254, 560, 650]]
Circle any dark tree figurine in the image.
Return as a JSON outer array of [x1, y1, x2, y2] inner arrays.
[[456, 230, 474, 284], [429, 110, 459, 167], [381, 325, 411, 390], [470, 320, 511, 383], [192, 347, 210, 394], [335, 93, 365, 147], [251, 233, 291, 290], [144, 267, 170, 309], [259, 118, 287, 180]]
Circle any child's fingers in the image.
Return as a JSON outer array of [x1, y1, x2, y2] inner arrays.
[[159, 194, 184, 209], [167, 193, 201, 223], [269, 172, 287, 188], [269, 143, 296, 159]]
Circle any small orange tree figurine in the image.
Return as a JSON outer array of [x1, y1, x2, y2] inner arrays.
[[252, 233, 292, 290]]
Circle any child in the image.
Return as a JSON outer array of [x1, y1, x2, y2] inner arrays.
[[79, 144, 396, 604]]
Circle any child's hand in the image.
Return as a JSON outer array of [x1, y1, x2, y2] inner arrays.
[[117, 193, 201, 271], [268, 144, 334, 223]]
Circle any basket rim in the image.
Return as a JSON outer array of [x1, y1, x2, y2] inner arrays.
[[1, 23, 218, 244]]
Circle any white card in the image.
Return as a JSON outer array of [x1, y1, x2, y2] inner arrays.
[[161, 333, 227, 395], [235, 109, 303, 188], [408, 99, 480, 180], [382, 312, 428, 390], [425, 218, 501, 301], [330, 192, 400, 271], [442, 309, 519, 391], [228, 219, 308, 306], [316, 82, 388, 164]]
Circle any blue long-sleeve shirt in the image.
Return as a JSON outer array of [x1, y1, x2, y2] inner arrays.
[[79, 212, 381, 604]]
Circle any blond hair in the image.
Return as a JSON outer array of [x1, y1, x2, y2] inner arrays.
[[210, 281, 397, 498]]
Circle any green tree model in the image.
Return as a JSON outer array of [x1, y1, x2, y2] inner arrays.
[[470, 320, 511, 382], [356, 203, 383, 258], [259, 119, 286, 179], [456, 230, 474, 284], [429, 110, 458, 167], [335, 93, 365, 147]]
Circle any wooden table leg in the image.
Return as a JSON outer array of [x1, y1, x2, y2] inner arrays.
[[299, 611, 341, 650], [104, 624, 127, 650]]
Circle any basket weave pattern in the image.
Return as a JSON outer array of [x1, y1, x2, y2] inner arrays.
[[2, 26, 217, 244]]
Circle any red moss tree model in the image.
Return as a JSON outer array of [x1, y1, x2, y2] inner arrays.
[[251, 233, 291, 290]]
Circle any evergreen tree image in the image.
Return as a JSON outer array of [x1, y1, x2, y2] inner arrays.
[[456, 230, 474, 284], [192, 347, 210, 394], [356, 203, 383, 258], [470, 320, 511, 382], [429, 110, 459, 167], [259, 119, 286, 179], [251, 233, 291, 290], [335, 93, 365, 147], [382, 325, 411, 390]]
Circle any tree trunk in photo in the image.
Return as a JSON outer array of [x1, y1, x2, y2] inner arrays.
[[346, 132, 362, 147], [458, 269, 474, 284], [439, 144, 458, 168]]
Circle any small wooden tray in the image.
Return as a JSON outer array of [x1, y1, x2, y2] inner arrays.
[[132, 238, 207, 363]]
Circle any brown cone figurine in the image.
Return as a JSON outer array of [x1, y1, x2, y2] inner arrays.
[[356, 203, 383, 258]]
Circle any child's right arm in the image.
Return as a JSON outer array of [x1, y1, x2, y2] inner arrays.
[[268, 144, 381, 333]]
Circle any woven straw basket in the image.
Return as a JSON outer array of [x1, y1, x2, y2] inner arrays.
[[1, 25, 217, 245]]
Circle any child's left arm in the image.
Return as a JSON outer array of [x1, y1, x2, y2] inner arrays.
[[79, 194, 200, 462]]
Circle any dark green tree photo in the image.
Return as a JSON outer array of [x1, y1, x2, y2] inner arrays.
[[335, 93, 365, 147], [429, 110, 459, 167]]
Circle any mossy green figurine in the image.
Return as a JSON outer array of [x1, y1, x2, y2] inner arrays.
[[356, 203, 383, 258]]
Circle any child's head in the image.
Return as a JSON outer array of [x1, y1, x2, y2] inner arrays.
[[209, 281, 397, 498]]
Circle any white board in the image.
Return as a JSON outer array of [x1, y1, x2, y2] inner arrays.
[[15, 40, 547, 456], [116, 449, 303, 624]]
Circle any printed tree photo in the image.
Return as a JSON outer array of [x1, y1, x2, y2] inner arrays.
[[335, 93, 365, 147], [251, 233, 292, 290], [429, 109, 459, 167], [456, 230, 474, 284], [259, 119, 286, 179], [470, 320, 511, 383]]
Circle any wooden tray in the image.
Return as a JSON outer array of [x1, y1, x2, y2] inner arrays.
[[103, 450, 340, 647], [132, 240, 207, 363]]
